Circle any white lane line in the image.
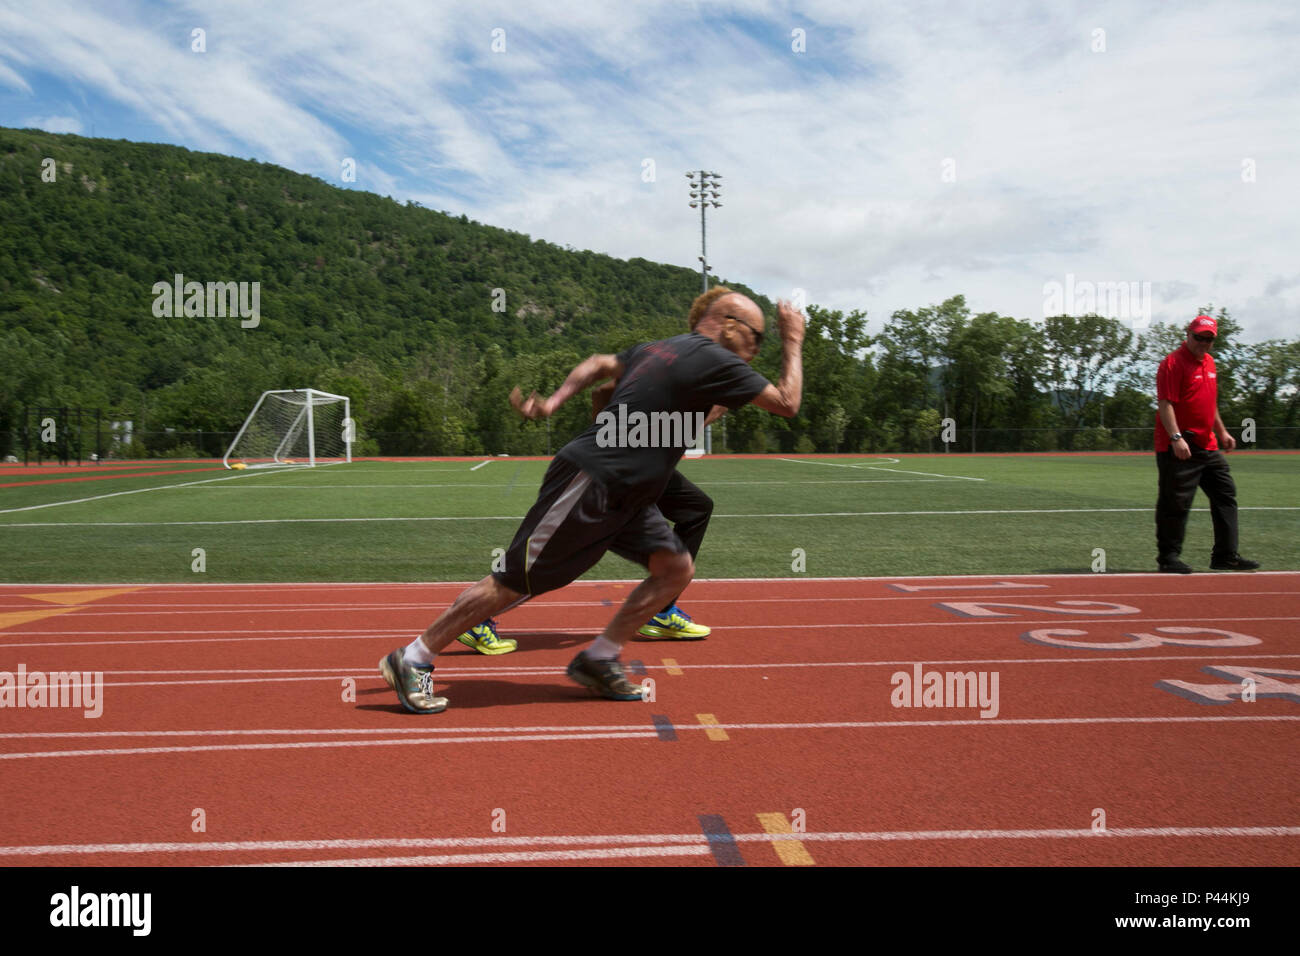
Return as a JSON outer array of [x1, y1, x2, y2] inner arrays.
[[0, 731, 660, 760], [3, 651, 1295, 693], [4, 824, 1296, 860], [2, 715, 1293, 761], [0, 834, 719, 856], [6, 615, 1298, 648], [7, 588, 1295, 615], [0, 467, 298, 515], [251, 846, 712, 866], [3, 571, 1296, 588], [469, 460, 491, 472], [687, 715, 1300, 730], [0, 724, 691, 739], [4, 686, 1299, 740], [7, 587, 1297, 616], [8, 506, 1297, 527], [256, 826, 1300, 865]]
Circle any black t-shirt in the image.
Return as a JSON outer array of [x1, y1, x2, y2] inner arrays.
[[557, 332, 770, 502]]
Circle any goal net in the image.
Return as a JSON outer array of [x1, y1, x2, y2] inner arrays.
[[223, 389, 352, 469]]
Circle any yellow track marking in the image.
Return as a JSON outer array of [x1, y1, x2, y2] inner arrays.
[[696, 713, 729, 741], [756, 812, 816, 866]]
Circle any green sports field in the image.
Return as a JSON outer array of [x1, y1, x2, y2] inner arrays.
[[1, 454, 1297, 583]]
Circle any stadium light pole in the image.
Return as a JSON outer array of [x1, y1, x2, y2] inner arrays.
[[686, 171, 722, 293]]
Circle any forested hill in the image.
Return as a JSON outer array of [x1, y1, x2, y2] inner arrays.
[[0, 126, 770, 452], [3, 127, 1296, 457]]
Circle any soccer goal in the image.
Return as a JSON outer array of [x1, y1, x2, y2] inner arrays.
[[223, 389, 353, 469]]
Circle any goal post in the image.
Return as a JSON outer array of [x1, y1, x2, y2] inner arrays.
[[223, 388, 353, 469]]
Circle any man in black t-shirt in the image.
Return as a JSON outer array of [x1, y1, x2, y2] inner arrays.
[[380, 291, 806, 713], [454, 375, 724, 656]]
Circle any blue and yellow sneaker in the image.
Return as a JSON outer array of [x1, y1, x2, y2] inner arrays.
[[456, 618, 517, 655], [637, 604, 711, 640]]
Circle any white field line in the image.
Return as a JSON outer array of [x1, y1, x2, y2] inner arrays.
[[778, 456, 985, 481], [7, 506, 1298, 527], [3, 824, 1297, 860], [4, 589, 1292, 615], [5, 615, 1300, 648], [187, 478, 961, 488], [1, 715, 1294, 761], [775, 457, 883, 468], [865, 465, 985, 481], [3, 571, 1297, 588], [0, 467, 298, 515], [3, 651, 1296, 691], [469, 460, 491, 472]]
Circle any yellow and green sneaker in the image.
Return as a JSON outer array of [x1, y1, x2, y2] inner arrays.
[[637, 604, 711, 640], [456, 618, 517, 655]]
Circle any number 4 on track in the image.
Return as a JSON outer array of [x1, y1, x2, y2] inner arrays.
[[1156, 665, 1300, 705]]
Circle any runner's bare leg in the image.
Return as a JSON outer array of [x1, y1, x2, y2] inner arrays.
[[416, 576, 526, 656], [593, 549, 694, 651]]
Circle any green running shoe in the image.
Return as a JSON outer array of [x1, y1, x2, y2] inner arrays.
[[456, 618, 517, 655], [637, 604, 711, 640]]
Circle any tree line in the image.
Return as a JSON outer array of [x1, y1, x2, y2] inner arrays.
[[2, 127, 1297, 457]]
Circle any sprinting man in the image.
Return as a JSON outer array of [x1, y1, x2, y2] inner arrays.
[[455, 313, 734, 657], [381, 290, 805, 712], [454, 445, 717, 654]]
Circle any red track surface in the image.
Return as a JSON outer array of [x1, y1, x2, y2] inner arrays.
[[1, 574, 1297, 867]]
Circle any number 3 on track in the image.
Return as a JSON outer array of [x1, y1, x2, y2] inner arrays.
[[1021, 626, 1261, 651]]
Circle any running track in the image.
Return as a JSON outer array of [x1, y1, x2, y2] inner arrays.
[[0, 574, 1297, 867]]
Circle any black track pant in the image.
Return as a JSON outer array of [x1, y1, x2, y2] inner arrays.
[[1155, 445, 1239, 561]]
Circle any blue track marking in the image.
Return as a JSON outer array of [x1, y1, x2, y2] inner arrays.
[[651, 715, 677, 741], [697, 814, 745, 867]]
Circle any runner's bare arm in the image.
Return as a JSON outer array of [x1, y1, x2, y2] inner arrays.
[[750, 299, 805, 418], [511, 354, 624, 420]]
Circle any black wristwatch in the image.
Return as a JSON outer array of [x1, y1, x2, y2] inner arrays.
[[1170, 433, 1183, 442]]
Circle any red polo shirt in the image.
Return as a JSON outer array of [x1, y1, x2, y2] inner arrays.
[[1155, 343, 1218, 452]]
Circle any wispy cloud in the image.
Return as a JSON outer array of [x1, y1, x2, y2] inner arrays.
[[0, 0, 1296, 338], [22, 113, 82, 133]]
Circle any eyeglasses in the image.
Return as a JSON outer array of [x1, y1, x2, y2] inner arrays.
[[726, 314, 764, 348], [1193, 334, 1216, 343]]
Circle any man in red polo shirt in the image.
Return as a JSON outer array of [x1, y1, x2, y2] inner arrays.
[[1154, 314, 1259, 573]]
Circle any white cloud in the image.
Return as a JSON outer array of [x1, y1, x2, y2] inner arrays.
[[1, 0, 1296, 340], [22, 113, 82, 133]]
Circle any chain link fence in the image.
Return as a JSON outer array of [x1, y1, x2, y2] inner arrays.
[[5, 412, 1297, 465]]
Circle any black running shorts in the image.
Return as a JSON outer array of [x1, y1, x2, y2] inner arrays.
[[492, 458, 687, 597]]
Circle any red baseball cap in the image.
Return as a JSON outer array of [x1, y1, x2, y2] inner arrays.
[[1189, 315, 1217, 336]]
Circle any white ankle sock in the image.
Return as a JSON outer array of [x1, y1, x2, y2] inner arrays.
[[586, 635, 621, 660], [403, 637, 435, 667]]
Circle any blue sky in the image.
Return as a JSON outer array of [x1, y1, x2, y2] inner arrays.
[[2, 0, 1298, 340]]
